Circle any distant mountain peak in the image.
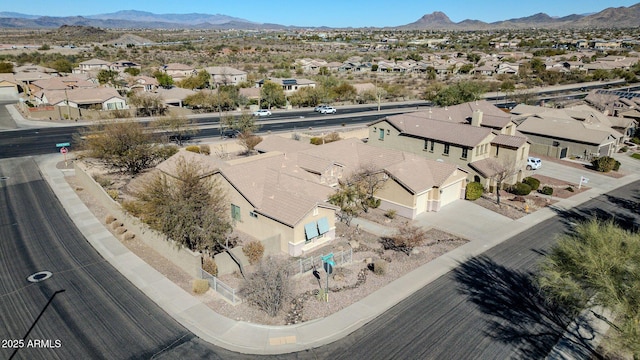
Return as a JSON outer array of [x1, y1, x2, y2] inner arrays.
[[414, 11, 454, 25]]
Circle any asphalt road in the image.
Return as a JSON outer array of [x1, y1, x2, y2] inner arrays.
[[0, 157, 240, 359]]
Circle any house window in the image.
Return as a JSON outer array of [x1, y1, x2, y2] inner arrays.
[[444, 144, 450, 155], [304, 222, 319, 243], [231, 204, 241, 221], [379, 129, 385, 140], [249, 211, 258, 219], [461, 148, 468, 159]]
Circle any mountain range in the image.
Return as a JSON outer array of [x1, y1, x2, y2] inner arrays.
[[0, 4, 639, 30]]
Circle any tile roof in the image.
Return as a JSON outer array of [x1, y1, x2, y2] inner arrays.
[[383, 153, 464, 194], [42, 87, 124, 105], [381, 114, 493, 147], [491, 134, 528, 148], [255, 136, 315, 154]]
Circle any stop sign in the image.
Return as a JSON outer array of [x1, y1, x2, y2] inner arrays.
[[60, 147, 68, 154]]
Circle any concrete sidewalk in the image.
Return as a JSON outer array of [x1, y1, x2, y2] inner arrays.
[[37, 153, 640, 355]]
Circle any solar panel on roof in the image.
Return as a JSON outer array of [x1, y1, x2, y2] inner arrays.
[[282, 79, 297, 85]]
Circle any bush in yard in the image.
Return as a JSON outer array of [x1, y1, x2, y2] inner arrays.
[[613, 160, 621, 171], [465, 182, 484, 200], [540, 186, 554, 196], [123, 232, 135, 241], [241, 257, 292, 317], [185, 145, 201, 153], [202, 257, 218, 276], [199, 144, 211, 155], [591, 156, 617, 172], [565, 186, 574, 192], [385, 209, 397, 219], [192, 279, 210, 294], [372, 259, 387, 275], [522, 177, 540, 191], [243, 240, 265, 265], [509, 182, 532, 196], [107, 189, 119, 200], [381, 222, 426, 256], [310, 137, 323, 145]]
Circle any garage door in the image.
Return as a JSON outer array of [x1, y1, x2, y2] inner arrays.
[[0, 86, 18, 100], [439, 181, 462, 207]]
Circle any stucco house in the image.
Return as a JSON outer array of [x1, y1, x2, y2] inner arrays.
[[511, 104, 635, 159], [203, 66, 247, 87], [367, 101, 531, 188], [0, 74, 20, 99], [160, 63, 197, 82], [256, 78, 316, 95], [74, 58, 111, 74], [35, 87, 127, 110]]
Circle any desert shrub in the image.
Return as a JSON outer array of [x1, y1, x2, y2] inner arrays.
[[243, 241, 265, 265], [185, 145, 201, 153], [123, 232, 136, 241], [105, 215, 117, 224], [565, 186, 574, 192], [365, 197, 381, 209], [620, 146, 629, 153], [199, 144, 211, 155], [111, 221, 124, 230], [310, 137, 323, 145], [107, 189, 119, 200], [591, 156, 617, 172], [202, 257, 218, 277], [240, 257, 291, 317], [465, 182, 484, 200], [381, 222, 426, 255], [122, 200, 144, 217], [632, 153, 640, 160], [522, 177, 540, 191], [192, 279, 210, 294], [324, 132, 341, 143], [385, 209, 397, 219], [510, 182, 532, 196], [115, 227, 127, 235], [93, 174, 112, 188], [372, 259, 387, 275], [158, 145, 179, 159], [613, 160, 621, 171], [540, 186, 554, 195]]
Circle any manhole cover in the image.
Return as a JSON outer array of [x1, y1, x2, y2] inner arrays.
[[27, 271, 52, 283]]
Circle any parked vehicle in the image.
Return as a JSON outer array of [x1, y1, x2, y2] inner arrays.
[[526, 157, 542, 170], [253, 109, 272, 117], [320, 106, 337, 114]]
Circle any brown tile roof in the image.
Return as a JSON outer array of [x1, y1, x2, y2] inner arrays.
[[491, 134, 527, 149], [255, 135, 315, 154], [468, 158, 503, 178], [43, 87, 124, 105], [380, 114, 493, 147], [383, 153, 464, 194]]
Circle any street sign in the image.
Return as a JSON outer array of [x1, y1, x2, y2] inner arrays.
[[56, 142, 70, 148], [60, 147, 68, 154], [323, 261, 333, 275]]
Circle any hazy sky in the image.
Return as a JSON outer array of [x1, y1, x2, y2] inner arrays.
[[2, 1, 638, 27]]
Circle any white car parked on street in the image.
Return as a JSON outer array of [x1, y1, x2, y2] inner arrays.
[[320, 106, 336, 114]]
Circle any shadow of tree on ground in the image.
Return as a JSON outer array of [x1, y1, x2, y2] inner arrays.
[[453, 256, 602, 359]]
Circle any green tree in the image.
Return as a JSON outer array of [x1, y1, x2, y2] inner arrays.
[[334, 83, 357, 103], [538, 219, 640, 358], [328, 165, 387, 224], [260, 80, 285, 109], [49, 58, 73, 73], [78, 120, 173, 175], [0, 61, 14, 73], [178, 70, 210, 90], [153, 71, 174, 88], [97, 69, 119, 86], [433, 81, 486, 106], [133, 158, 232, 254], [128, 91, 166, 117], [123, 67, 140, 76]]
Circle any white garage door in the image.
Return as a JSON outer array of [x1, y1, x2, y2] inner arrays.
[[0, 86, 18, 100], [439, 181, 462, 207]]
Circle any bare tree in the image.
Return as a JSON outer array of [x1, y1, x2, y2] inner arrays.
[[128, 91, 166, 117], [238, 132, 263, 154], [487, 157, 520, 206], [240, 256, 292, 317], [153, 114, 199, 146], [381, 222, 426, 256], [351, 164, 388, 213]]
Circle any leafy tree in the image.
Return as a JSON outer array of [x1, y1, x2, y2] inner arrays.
[[334, 83, 357, 103], [153, 70, 174, 88], [0, 61, 14, 73], [153, 115, 198, 146], [133, 158, 232, 254], [260, 80, 285, 109], [97, 69, 119, 86], [78, 120, 172, 175], [538, 219, 640, 358], [433, 81, 486, 106], [123, 67, 140, 76], [49, 58, 73, 74], [128, 91, 166, 117], [467, 53, 481, 64], [178, 70, 210, 90], [241, 256, 292, 317]]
